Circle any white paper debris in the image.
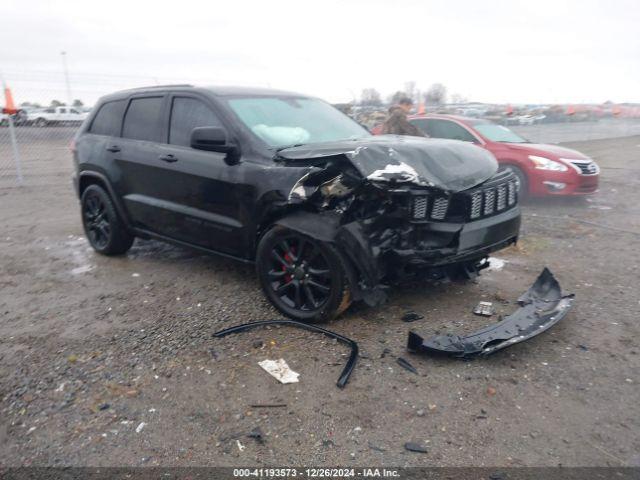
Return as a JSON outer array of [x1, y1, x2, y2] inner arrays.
[[135, 422, 146, 433], [258, 358, 300, 384]]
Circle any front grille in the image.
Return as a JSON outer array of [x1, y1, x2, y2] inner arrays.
[[571, 161, 598, 175], [431, 197, 449, 220], [413, 196, 428, 219], [470, 192, 482, 219], [411, 171, 518, 223], [465, 173, 518, 221]]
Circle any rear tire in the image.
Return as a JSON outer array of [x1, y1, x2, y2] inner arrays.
[[81, 185, 134, 255], [35, 118, 48, 127], [256, 226, 351, 322]]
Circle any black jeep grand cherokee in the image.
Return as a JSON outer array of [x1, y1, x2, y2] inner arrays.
[[73, 85, 520, 321]]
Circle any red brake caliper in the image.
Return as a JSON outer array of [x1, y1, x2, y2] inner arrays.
[[283, 248, 295, 283]]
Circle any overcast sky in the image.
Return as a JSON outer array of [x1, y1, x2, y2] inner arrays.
[[1, 0, 639, 105]]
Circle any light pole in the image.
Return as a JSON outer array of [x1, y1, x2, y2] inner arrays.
[[61, 51, 72, 106]]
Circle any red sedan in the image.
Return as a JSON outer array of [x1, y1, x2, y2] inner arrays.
[[373, 114, 599, 197]]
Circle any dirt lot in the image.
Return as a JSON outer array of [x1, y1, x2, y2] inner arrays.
[[1, 135, 639, 467]]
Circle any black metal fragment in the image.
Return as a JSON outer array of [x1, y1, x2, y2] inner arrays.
[[213, 320, 358, 389], [247, 427, 265, 444], [404, 442, 428, 453], [402, 311, 424, 322], [407, 268, 574, 358], [396, 357, 418, 374]]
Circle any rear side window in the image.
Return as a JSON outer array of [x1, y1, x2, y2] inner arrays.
[[169, 97, 222, 147], [424, 119, 476, 142], [122, 97, 164, 142], [90, 100, 127, 136]]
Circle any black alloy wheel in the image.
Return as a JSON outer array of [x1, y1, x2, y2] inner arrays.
[[257, 226, 351, 322], [81, 185, 134, 255]]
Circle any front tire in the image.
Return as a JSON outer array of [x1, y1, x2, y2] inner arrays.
[[256, 226, 351, 322], [81, 185, 134, 255], [500, 165, 528, 199]]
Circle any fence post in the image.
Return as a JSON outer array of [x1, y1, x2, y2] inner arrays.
[[7, 114, 23, 184]]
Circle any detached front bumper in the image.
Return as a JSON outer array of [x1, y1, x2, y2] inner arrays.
[[408, 268, 574, 357]]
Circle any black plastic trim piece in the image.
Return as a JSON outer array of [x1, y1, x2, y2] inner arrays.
[[213, 320, 358, 388]]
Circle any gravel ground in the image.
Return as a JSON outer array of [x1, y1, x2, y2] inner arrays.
[[0, 135, 639, 467]]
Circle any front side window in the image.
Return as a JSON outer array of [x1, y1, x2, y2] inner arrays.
[[227, 96, 369, 148], [122, 97, 164, 142], [89, 100, 127, 136], [169, 97, 222, 147], [424, 119, 477, 142]]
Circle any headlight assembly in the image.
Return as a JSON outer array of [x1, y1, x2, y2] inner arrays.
[[528, 155, 568, 172]]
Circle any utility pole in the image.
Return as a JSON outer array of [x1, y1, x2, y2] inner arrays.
[[61, 51, 72, 106]]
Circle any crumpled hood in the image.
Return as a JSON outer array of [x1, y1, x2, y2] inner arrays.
[[277, 135, 498, 192], [505, 142, 590, 160]]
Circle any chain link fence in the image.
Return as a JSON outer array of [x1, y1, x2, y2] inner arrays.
[[0, 71, 171, 188]]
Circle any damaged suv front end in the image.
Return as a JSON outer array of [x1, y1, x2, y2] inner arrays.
[[273, 135, 521, 308]]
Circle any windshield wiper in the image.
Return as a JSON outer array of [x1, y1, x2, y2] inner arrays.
[[274, 143, 306, 153]]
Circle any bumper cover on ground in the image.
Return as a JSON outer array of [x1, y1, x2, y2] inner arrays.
[[407, 268, 574, 357]]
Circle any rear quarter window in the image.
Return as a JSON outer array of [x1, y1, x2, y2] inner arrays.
[[89, 100, 127, 136], [122, 97, 164, 142]]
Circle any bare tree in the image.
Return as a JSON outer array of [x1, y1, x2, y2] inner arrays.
[[450, 93, 468, 104], [424, 83, 447, 105], [404, 81, 417, 103], [360, 88, 383, 107], [72, 99, 84, 108]]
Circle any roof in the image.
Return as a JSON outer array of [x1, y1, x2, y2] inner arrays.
[[98, 84, 311, 103]]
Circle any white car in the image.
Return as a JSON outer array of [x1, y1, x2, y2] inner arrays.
[[31, 106, 88, 127]]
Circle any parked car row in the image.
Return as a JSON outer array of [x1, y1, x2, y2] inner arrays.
[[0, 106, 89, 127]]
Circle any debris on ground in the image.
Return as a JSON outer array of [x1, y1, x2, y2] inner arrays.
[[213, 320, 358, 388], [404, 442, 428, 453], [236, 440, 245, 452], [473, 301, 495, 317], [247, 427, 265, 444], [402, 311, 424, 322], [249, 403, 287, 409], [396, 357, 418, 374], [135, 422, 146, 433], [407, 268, 574, 358], [258, 359, 300, 384]]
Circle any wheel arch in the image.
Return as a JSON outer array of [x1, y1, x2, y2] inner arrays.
[[78, 171, 132, 229]]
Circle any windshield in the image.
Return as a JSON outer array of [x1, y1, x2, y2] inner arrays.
[[473, 122, 528, 143], [227, 96, 370, 148]]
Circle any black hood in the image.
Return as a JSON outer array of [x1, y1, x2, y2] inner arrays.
[[277, 135, 498, 192]]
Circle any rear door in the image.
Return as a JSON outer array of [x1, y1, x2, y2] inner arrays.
[[113, 95, 170, 234]]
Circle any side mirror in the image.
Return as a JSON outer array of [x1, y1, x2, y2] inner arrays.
[[190, 126, 240, 163]]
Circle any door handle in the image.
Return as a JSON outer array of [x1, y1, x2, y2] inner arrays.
[[106, 145, 121, 153], [159, 154, 178, 163]]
